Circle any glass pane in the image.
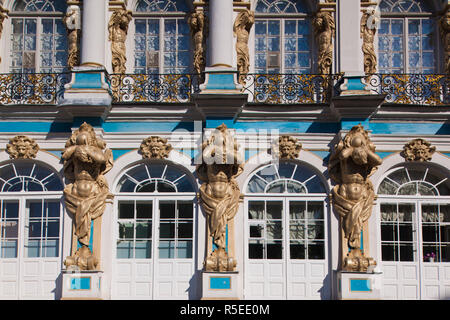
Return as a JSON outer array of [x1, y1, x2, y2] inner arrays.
[[176, 240, 192, 258], [266, 241, 282, 259], [119, 202, 134, 219], [159, 240, 175, 258], [307, 202, 323, 219], [135, 240, 151, 258], [267, 221, 282, 239], [266, 201, 282, 219], [160, 202, 175, 218], [308, 241, 324, 259], [178, 221, 193, 238], [289, 222, 304, 240], [422, 225, 438, 242], [289, 201, 305, 220], [381, 223, 397, 241], [26, 239, 40, 258], [4, 202, 19, 218], [382, 243, 397, 261], [3, 219, 18, 238], [43, 239, 58, 257], [1, 240, 18, 258], [249, 201, 264, 219], [46, 220, 59, 238], [178, 202, 193, 218], [250, 224, 263, 238], [249, 240, 263, 259], [136, 222, 152, 238], [118, 222, 134, 239], [117, 240, 133, 258], [136, 202, 152, 219], [160, 222, 175, 238], [290, 241, 305, 259]]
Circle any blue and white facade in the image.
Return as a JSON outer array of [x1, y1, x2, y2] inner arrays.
[[0, 0, 449, 300]]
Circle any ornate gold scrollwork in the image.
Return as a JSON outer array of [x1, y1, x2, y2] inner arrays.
[[233, 9, 254, 85], [6, 135, 39, 159], [0, 6, 8, 66], [196, 124, 244, 272], [360, 6, 379, 75], [329, 124, 382, 272], [402, 138, 436, 162], [439, 10, 450, 74], [188, 10, 208, 81], [313, 10, 335, 75], [108, 8, 133, 74], [62, 123, 114, 271], [63, 5, 81, 69], [139, 136, 172, 159]]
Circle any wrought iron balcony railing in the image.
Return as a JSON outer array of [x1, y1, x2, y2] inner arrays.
[[241, 74, 340, 104], [110, 73, 199, 103], [0, 73, 70, 105], [366, 74, 449, 106]]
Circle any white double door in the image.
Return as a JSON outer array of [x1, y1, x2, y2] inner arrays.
[[243, 196, 330, 300], [112, 196, 196, 300], [0, 195, 63, 300], [379, 199, 450, 300]]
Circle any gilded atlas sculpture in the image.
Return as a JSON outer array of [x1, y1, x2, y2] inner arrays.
[[360, 6, 379, 76], [272, 135, 302, 160], [328, 124, 382, 272], [439, 9, 450, 74], [0, 5, 8, 66], [233, 9, 254, 86], [6, 135, 39, 159], [63, 123, 114, 271], [63, 5, 81, 69], [402, 138, 436, 162], [313, 9, 335, 75], [197, 124, 244, 272], [139, 136, 172, 159], [188, 10, 207, 82], [109, 8, 133, 74]]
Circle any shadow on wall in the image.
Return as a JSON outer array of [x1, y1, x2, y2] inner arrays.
[[53, 272, 63, 300]]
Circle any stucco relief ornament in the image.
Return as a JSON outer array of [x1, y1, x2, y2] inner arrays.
[[108, 9, 133, 74], [139, 136, 172, 159], [188, 10, 207, 82], [233, 9, 254, 85], [63, 5, 81, 69], [313, 10, 335, 75], [360, 6, 379, 75], [62, 122, 114, 271], [6, 135, 39, 159], [196, 124, 244, 272], [272, 135, 302, 160], [328, 124, 382, 272], [439, 11, 450, 74], [0, 6, 8, 65], [402, 138, 436, 162]]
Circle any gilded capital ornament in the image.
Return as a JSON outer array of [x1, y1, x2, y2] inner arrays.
[[0, 6, 8, 66], [402, 138, 436, 162], [196, 124, 244, 272], [313, 10, 335, 75], [139, 136, 172, 159], [62, 122, 114, 271], [108, 8, 132, 74], [188, 10, 207, 81], [233, 9, 254, 86], [6, 135, 39, 159], [360, 6, 379, 75], [272, 135, 302, 160], [63, 5, 81, 69], [439, 11, 450, 74], [329, 124, 382, 272]]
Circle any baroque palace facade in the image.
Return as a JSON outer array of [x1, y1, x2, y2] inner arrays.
[[0, 0, 448, 300]]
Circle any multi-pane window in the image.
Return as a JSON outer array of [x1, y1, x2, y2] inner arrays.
[[378, 0, 436, 73], [116, 162, 196, 260], [254, 0, 312, 74], [133, 0, 191, 74], [378, 165, 450, 263], [246, 161, 327, 260], [9, 0, 68, 73], [0, 201, 19, 258]]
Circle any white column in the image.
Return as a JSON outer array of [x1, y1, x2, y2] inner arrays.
[[208, 0, 234, 68], [337, 0, 364, 75], [81, 0, 107, 66]]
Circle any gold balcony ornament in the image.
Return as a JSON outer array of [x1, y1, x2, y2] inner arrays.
[[272, 135, 302, 160], [329, 124, 382, 272], [62, 122, 114, 271], [402, 138, 436, 162], [64, 5, 81, 69], [108, 8, 132, 74], [139, 136, 172, 159], [196, 124, 244, 272], [188, 10, 207, 81], [439, 11, 450, 74], [6, 135, 39, 159], [233, 9, 254, 85], [313, 10, 335, 75]]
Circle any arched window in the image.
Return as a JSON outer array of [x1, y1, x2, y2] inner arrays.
[[244, 160, 330, 299], [254, 0, 313, 74], [133, 0, 191, 74], [378, 0, 437, 73], [112, 160, 196, 299], [9, 0, 68, 73], [0, 160, 63, 299]]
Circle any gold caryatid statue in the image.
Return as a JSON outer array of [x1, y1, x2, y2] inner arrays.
[[439, 10, 450, 74], [188, 10, 207, 81], [329, 124, 382, 272], [0, 6, 8, 65], [233, 9, 254, 85], [313, 10, 335, 75], [108, 9, 132, 74], [360, 7, 379, 75], [197, 124, 243, 272], [63, 5, 81, 69], [63, 122, 113, 271]]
